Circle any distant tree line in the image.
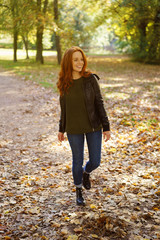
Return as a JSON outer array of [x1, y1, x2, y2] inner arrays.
[[0, 0, 159, 64]]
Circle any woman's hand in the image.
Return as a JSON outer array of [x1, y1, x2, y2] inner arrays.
[[103, 131, 110, 142], [58, 132, 65, 142]]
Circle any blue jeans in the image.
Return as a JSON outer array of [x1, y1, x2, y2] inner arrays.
[[67, 130, 102, 186]]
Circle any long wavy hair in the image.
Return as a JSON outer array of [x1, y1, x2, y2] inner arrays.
[[57, 46, 91, 96]]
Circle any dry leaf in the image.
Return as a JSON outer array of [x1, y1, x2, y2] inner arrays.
[[90, 204, 97, 209], [67, 235, 78, 240], [74, 227, 83, 233]]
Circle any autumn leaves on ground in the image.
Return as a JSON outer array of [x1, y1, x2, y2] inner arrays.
[[0, 56, 160, 240]]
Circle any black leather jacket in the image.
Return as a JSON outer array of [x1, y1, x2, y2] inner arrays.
[[59, 74, 110, 133]]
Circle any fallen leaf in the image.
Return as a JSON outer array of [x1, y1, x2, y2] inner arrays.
[[28, 207, 40, 215], [67, 235, 78, 240], [90, 204, 97, 209], [74, 227, 83, 233], [91, 234, 99, 238]]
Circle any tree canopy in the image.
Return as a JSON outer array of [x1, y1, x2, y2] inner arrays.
[[0, 0, 160, 63], [108, 0, 160, 63]]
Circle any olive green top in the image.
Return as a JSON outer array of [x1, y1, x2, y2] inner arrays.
[[65, 77, 101, 134]]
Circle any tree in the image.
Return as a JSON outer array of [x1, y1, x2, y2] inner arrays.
[[0, 0, 19, 61], [82, 0, 160, 63], [53, 0, 62, 64], [0, 0, 36, 61], [58, 0, 93, 52], [109, 0, 160, 63], [36, 0, 48, 64], [19, 0, 36, 59], [147, 3, 160, 62]]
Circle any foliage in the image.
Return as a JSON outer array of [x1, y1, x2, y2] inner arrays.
[[57, 0, 93, 53], [0, 0, 12, 33], [0, 0, 160, 63], [109, 0, 160, 63]]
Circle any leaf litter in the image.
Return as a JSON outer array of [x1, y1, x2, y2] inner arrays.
[[0, 63, 160, 240]]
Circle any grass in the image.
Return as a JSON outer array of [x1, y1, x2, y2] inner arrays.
[[0, 49, 59, 92], [0, 58, 59, 93], [0, 48, 160, 98], [0, 48, 56, 60]]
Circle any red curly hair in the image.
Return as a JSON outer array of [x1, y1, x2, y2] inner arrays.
[[57, 46, 91, 96]]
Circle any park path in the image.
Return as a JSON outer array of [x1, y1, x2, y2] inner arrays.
[[0, 67, 160, 240], [0, 67, 58, 150], [0, 68, 69, 239]]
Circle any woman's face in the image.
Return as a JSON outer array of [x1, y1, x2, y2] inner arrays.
[[72, 51, 84, 73]]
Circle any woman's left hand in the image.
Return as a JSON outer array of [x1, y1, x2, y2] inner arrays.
[[103, 131, 110, 142]]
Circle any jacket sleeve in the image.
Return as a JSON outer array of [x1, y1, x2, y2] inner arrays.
[[92, 75, 110, 131], [59, 95, 66, 133]]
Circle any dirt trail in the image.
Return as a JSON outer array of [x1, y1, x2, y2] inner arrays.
[[0, 68, 67, 239], [0, 68, 159, 240], [0, 68, 58, 147]]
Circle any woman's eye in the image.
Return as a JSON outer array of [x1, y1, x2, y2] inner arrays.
[[73, 59, 84, 62]]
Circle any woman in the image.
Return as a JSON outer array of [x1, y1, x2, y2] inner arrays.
[[57, 46, 110, 206]]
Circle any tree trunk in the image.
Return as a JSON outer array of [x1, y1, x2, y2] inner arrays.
[[138, 21, 147, 53], [36, 0, 43, 63], [54, 0, 62, 64], [13, 28, 18, 62], [148, 6, 160, 62], [11, 0, 18, 62], [36, 0, 48, 64], [55, 34, 61, 64], [36, 26, 44, 64], [22, 35, 29, 59]]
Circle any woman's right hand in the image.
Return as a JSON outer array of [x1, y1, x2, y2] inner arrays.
[[58, 132, 65, 142]]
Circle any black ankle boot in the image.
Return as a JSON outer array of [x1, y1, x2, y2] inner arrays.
[[76, 187, 85, 206], [83, 172, 91, 190]]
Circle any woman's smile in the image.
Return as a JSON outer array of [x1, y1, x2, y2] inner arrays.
[[72, 51, 84, 73]]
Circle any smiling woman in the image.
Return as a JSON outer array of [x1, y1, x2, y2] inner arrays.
[[72, 51, 84, 79], [57, 46, 110, 206], [57, 46, 90, 95]]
